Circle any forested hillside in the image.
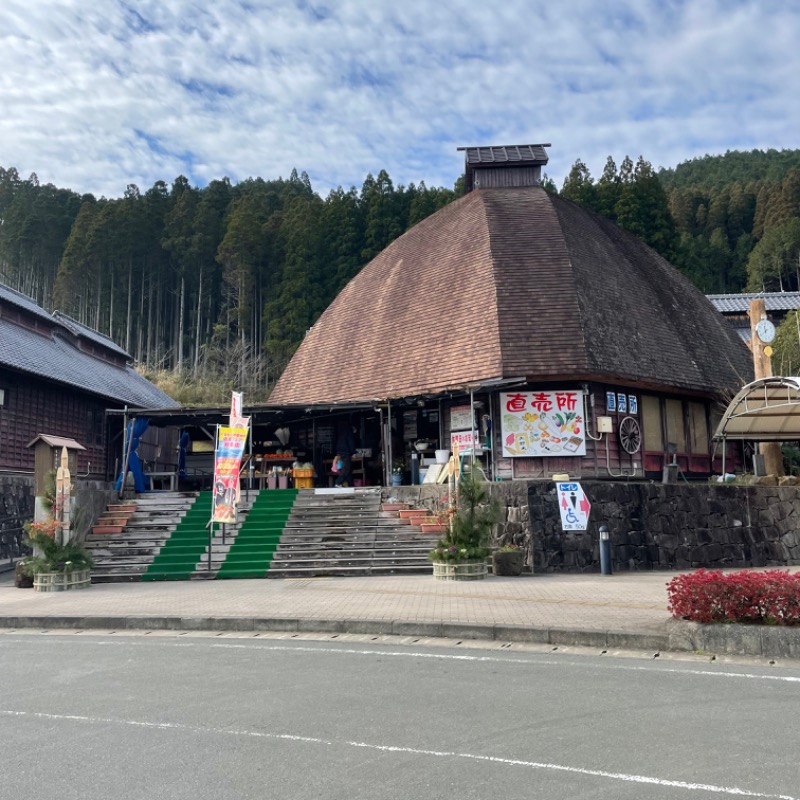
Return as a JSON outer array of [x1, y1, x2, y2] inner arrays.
[[0, 167, 457, 400], [561, 149, 800, 295], [2, 148, 799, 403]]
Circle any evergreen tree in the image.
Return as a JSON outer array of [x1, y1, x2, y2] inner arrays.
[[560, 159, 595, 208], [321, 186, 364, 296], [614, 157, 677, 260], [595, 156, 620, 220], [746, 219, 800, 291], [361, 170, 402, 262]]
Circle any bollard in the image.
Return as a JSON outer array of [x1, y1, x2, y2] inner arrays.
[[599, 524, 612, 575]]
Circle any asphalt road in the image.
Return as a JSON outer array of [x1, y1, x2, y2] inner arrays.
[[2, 630, 799, 799]]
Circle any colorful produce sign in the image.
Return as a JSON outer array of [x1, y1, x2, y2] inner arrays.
[[500, 390, 586, 457]]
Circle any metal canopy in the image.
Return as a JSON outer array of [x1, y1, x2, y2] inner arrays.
[[714, 377, 800, 441], [104, 401, 376, 429]]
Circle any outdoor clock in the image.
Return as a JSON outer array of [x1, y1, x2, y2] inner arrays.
[[755, 319, 776, 343]]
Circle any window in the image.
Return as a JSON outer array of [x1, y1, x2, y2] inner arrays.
[[640, 395, 715, 457], [688, 402, 709, 454], [664, 399, 684, 453], [86, 408, 103, 446], [642, 396, 663, 451]]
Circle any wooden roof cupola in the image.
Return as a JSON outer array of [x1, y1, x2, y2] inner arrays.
[[458, 143, 550, 192]]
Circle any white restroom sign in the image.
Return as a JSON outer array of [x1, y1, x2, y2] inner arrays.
[[556, 482, 591, 531]]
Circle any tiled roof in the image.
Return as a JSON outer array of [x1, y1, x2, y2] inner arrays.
[[53, 311, 130, 358], [458, 144, 550, 166], [0, 317, 177, 408], [0, 283, 54, 323], [270, 187, 753, 405], [706, 292, 800, 314], [27, 434, 86, 450]]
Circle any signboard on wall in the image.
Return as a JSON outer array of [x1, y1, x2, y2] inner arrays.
[[450, 429, 479, 454], [500, 390, 586, 457], [450, 405, 473, 431], [556, 481, 591, 531]]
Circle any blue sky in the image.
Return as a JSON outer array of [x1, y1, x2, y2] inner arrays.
[[1, 0, 799, 199]]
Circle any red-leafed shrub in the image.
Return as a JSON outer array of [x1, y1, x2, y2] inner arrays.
[[667, 569, 800, 626]]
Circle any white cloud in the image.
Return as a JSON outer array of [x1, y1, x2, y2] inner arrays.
[[1, 0, 798, 198]]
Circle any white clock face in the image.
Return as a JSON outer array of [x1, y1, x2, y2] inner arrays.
[[756, 319, 775, 343]]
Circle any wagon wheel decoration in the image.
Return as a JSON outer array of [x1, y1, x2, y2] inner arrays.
[[618, 416, 642, 454]]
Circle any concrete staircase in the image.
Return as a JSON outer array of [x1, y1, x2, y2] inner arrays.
[[86, 492, 235, 582], [86, 488, 438, 582], [266, 488, 437, 577]]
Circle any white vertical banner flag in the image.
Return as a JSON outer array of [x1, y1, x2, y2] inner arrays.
[[230, 391, 246, 428]]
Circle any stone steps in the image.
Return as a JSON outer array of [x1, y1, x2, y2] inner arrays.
[[267, 563, 430, 578], [88, 492, 201, 581], [89, 488, 438, 581], [258, 489, 434, 578]]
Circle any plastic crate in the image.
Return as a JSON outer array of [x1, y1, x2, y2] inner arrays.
[[292, 468, 314, 478], [294, 476, 314, 489]]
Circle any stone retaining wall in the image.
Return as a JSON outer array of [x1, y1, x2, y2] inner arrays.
[[1, 476, 114, 555], [527, 481, 800, 572], [0, 473, 35, 569], [0, 473, 34, 521], [385, 481, 800, 573]]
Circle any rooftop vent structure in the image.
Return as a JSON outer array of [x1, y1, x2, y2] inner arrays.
[[458, 143, 550, 192]]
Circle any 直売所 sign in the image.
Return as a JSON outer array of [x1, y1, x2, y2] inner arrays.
[[500, 390, 586, 457], [556, 481, 591, 531]]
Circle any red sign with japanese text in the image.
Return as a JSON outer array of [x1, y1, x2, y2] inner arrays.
[[500, 390, 586, 457]]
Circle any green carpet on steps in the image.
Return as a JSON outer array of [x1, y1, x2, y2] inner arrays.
[[216, 489, 298, 579], [142, 492, 213, 581]]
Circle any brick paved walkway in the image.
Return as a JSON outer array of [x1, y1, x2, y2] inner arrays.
[[0, 571, 680, 632], [5, 568, 800, 659]]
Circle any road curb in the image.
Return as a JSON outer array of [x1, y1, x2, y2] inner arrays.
[[2, 615, 798, 659], [3, 613, 796, 659]]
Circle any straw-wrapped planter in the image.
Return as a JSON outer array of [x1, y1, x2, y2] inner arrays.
[[33, 569, 91, 592]]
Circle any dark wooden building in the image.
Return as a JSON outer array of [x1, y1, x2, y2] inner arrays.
[[706, 291, 800, 343], [0, 283, 175, 563], [270, 144, 753, 482]]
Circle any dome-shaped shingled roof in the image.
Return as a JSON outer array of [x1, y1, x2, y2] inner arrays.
[[270, 186, 753, 405]]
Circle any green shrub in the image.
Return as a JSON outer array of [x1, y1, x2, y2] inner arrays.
[[23, 521, 94, 575]]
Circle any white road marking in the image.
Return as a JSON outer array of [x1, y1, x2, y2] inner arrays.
[[204, 643, 800, 683], [0, 708, 795, 799], [3, 634, 800, 683]]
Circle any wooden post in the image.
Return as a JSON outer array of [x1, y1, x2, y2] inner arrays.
[[749, 299, 784, 477], [55, 446, 72, 545]]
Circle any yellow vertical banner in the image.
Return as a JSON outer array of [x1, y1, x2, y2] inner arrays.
[[212, 426, 248, 523]]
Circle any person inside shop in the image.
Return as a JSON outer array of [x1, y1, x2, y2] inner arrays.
[[334, 420, 357, 487]]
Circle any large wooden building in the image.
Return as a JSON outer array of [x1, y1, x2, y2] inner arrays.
[[270, 144, 753, 482], [0, 283, 175, 561]]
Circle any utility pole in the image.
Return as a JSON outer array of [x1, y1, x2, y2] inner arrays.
[[748, 299, 784, 477]]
